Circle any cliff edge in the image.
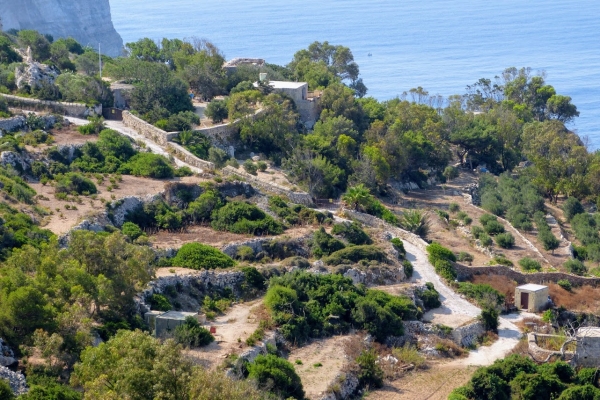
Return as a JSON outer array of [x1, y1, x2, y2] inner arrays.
[[0, 0, 123, 57]]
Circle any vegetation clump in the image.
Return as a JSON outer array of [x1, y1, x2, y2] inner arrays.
[[211, 201, 284, 235], [323, 245, 387, 266], [171, 242, 235, 270]]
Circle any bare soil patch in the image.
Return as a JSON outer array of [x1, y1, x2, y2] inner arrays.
[[185, 299, 263, 369], [51, 125, 98, 146], [370, 362, 476, 400], [287, 335, 350, 400], [149, 225, 315, 250], [31, 175, 183, 235]]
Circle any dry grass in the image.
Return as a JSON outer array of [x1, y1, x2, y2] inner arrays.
[[548, 283, 600, 313], [470, 274, 518, 299], [508, 337, 531, 356]]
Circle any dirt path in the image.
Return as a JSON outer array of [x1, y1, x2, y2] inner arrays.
[[287, 335, 350, 400], [185, 299, 262, 369], [370, 363, 477, 400]]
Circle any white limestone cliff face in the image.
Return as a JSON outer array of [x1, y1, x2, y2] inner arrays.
[[0, 0, 123, 57]]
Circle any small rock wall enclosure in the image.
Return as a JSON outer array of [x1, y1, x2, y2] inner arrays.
[[0, 93, 100, 118]]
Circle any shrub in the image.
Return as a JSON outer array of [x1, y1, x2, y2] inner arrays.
[[443, 166, 460, 181], [256, 161, 268, 172], [390, 237, 406, 256], [247, 354, 305, 400], [312, 227, 345, 257], [490, 255, 513, 266], [208, 147, 229, 168], [495, 232, 515, 248], [426, 242, 457, 264], [356, 349, 384, 389], [457, 282, 504, 307], [121, 153, 174, 179], [562, 197, 585, 221], [480, 307, 499, 332], [55, 172, 97, 195], [174, 316, 214, 347], [480, 233, 493, 247], [171, 242, 235, 270], [121, 221, 144, 241], [463, 216, 473, 225], [449, 202, 460, 213], [331, 222, 372, 245], [243, 160, 258, 175], [436, 210, 450, 221], [539, 229, 560, 253], [457, 252, 474, 264], [241, 266, 266, 291], [149, 294, 171, 311], [402, 260, 414, 279], [236, 246, 254, 261], [205, 99, 229, 123], [419, 282, 441, 309], [564, 259, 587, 276], [323, 245, 387, 265], [434, 259, 457, 281], [211, 201, 284, 235], [484, 220, 505, 235], [519, 257, 541, 272], [471, 226, 484, 239], [557, 279, 572, 291], [0, 379, 14, 400]]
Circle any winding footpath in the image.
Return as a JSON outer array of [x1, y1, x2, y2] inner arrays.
[[349, 211, 527, 367]]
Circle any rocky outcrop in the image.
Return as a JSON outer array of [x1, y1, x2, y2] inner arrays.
[[1, 0, 123, 57], [15, 48, 59, 90], [0, 338, 16, 367], [451, 320, 485, 347], [0, 365, 28, 396], [320, 372, 360, 400]]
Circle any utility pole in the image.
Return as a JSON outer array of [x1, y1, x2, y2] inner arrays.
[[99, 43, 102, 79]]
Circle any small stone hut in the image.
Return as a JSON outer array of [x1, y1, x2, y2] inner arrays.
[[515, 284, 549, 312], [145, 310, 205, 338], [575, 327, 600, 367]]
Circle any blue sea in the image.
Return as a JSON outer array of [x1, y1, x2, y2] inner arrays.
[[109, 0, 600, 149]]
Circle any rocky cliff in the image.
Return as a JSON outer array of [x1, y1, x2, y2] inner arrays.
[[0, 0, 123, 57]]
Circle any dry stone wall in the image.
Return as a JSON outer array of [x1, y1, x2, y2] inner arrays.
[[122, 111, 177, 146], [451, 320, 485, 347], [222, 166, 313, 205], [0, 94, 100, 118], [454, 263, 600, 287], [166, 142, 215, 171]]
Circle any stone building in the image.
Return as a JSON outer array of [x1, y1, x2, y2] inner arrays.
[[515, 284, 549, 312], [110, 82, 134, 109], [575, 327, 600, 367], [145, 310, 206, 338], [255, 78, 321, 128]]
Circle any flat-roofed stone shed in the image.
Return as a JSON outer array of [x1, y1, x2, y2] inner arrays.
[[515, 284, 549, 312], [575, 327, 600, 367], [145, 310, 206, 338]]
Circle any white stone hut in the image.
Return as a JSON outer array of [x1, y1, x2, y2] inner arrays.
[[515, 284, 549, 312], [145, 310, 205, 338]]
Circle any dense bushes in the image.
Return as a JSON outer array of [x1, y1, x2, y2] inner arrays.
[[427, 242, 457, 281], [533, 211, 561, 253], [268, 196, 331, 226], [121, 153, 175, 179], [451, 355, 589, 400], [519, 257, 542, 272], [311, 227, 345, 257], [174, 316, 215, 347], [456, 282, 504, 307], [418, 282, 441, 309], [390, 237, 406, 257], [247, 354, 304, 400], [211, 201, 284, 235], [54, 172, 97, 196], [495, 232, 515, 248], [564, 259, 587, 276], [331, 221, 372, 245], [562, 197, 585, 221], [264, 272, 418, 344], [323, 245, 387, 266], [171, 242, 235, 270]]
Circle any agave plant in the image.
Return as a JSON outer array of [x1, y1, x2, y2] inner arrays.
[[400, 209, 430, 238]]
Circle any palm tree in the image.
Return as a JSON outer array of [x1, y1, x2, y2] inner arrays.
[[178, 130, 193, 146], [400, 209, 430, 238], [341, 184, 373, 211]]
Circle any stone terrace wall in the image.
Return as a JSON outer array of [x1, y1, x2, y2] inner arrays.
[[0, 93, 100, 118], [0, 116, 26, 132], [136, 269, 245, 314], [454, 263, 600, 287], [122, 111, 178, 146], [196, 123, 238, 149], [166, 142, 215, 171], [221, 166, 313, 205], [452, 320, 485, 347]]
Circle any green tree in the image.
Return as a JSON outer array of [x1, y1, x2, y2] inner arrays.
[[247, 354, 305, 399], [18, 30, 51, 61], [205, 99, 228, 123], [171, 242, 234, 270]]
